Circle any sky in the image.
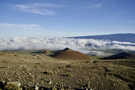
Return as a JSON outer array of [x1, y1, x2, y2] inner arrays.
[[0, 0, 135, 37]]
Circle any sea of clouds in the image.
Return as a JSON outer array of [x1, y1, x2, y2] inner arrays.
[[0, 37, 135, 53]]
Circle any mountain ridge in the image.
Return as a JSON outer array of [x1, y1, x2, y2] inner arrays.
[[68, 33, 135, 43], [102, 52, 135, 59]]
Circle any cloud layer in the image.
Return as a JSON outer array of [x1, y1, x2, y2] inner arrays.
[[87, 3, 103, 9], [14, 1, 103, 16], [0, 23, 41, 30], [15, 3, 64, 15], [0, 37, 135, 52]]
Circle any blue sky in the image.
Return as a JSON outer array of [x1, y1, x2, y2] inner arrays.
[[0, 0, 135, 37]]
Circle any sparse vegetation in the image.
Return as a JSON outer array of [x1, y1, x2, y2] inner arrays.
[[0, 50, 134, 90], [5, 82, 21, 90]]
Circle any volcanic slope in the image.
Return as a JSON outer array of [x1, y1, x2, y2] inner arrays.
[[103, 52, 135, 59], [51, 48, 91, 60]]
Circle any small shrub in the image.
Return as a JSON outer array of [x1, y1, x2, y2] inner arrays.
[[90, 60, 97, 63], [4, 82, 21, 90], [65, 64, 71, 68], [60, 73, 72, 77]]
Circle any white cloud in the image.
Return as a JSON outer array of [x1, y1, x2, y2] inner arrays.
[[0, 37, 135, 52], [15, 3, 64, 15], [0, 24, 135, 51], [112, 41, 135, 45], [88, 3, 103, 9], [0, 23, 42, 31], [0, 23, 83, 37]]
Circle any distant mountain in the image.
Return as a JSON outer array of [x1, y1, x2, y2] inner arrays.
[[68, 33, 135, 43], [102, 52, 135, 59]]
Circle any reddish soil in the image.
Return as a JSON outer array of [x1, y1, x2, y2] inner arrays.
[[52, 48, 90, 60]]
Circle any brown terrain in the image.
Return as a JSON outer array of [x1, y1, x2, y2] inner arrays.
[[0, 49, 135, 90], [51, 48, 90, 60]]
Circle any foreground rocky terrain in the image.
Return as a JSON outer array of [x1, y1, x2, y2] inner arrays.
[[0, 50, 135, 90]]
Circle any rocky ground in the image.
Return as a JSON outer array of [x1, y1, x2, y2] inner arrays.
[[0, 51, 135, 90]]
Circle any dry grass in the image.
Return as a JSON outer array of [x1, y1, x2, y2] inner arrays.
[[0, 51, 134, 90]]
